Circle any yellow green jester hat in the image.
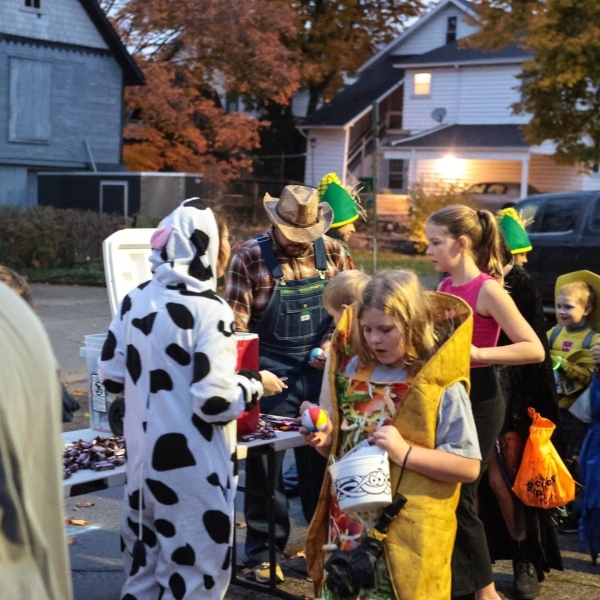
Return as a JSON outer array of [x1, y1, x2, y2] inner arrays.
[[317, 173, 360, 228], [496, 207, 532, 254]]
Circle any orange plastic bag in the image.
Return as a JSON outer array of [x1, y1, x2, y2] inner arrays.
[[511, 408, 576, 509]]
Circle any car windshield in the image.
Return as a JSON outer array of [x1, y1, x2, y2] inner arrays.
[[466, 183, 486, 194], [515, 199, 542, 230]]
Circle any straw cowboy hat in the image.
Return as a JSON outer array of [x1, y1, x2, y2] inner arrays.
[[555, 270, 600, 332], [264, 185, 333, 243]]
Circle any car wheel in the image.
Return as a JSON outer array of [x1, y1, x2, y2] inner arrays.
[[108, 398, 125, 436]]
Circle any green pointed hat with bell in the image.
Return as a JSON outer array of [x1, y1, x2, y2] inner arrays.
[[317, 173, 360, 228], [497, 207, 532, 254]]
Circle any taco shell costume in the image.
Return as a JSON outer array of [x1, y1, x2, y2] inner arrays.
[[306, 292, 474, 600]]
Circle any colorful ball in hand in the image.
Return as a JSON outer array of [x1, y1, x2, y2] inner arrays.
[[301, 407, 329, 432], [309, 347, 324, 360]]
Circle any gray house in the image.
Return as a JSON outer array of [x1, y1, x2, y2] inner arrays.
[[0, 0, 144, 206]]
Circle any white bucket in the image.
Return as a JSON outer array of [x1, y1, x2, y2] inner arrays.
[[328, 442, 392, 513], [79, 333, 119, 433]]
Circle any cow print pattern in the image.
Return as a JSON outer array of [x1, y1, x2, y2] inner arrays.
[[97, 200, 265, 600]]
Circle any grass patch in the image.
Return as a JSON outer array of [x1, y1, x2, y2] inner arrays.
[[352, 251, 436, 276], [22, 265, 106, 286], [20, 252, 436, 286]]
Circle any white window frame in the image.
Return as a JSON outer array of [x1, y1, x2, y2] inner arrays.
[[413, 72, 431, 97], [100, 181, 129, 217]]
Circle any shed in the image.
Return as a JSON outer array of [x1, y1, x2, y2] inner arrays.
[[38, 172, 203, 218]]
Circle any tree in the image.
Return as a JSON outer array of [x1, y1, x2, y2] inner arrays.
[[285, 0, 425, 116], [101, 0, 301, 185], [467, 0, 600, 168]]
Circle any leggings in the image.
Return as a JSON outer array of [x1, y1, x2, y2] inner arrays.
[[452, 366, 506, 596]]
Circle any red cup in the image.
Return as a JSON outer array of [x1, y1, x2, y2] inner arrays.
[[236, 333, 260, 436]]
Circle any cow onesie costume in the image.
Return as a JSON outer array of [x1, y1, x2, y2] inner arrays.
[[99, 199, 263, 600]]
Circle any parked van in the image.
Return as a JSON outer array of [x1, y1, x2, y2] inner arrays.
[[513, 191, 600, 310]]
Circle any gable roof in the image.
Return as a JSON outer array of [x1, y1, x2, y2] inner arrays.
[[299, 56, 405, 129], [395, 39, 530, 69], [390, 124, 528, 149], [79, 0, 144, 85], [359, 0, 477, 74]]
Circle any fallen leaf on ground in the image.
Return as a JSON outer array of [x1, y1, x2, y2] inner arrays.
[[75, 501, 94, 508], [235, 521, 247, 529], [296, 550, 306, 558], [67, 536, 77, 546], [66, 518, 88, 526]]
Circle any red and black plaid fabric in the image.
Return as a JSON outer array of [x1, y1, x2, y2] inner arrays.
[[225, 228, 351, 334]]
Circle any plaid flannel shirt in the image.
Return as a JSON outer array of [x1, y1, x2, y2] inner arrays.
[[225, 228, 351, 341]]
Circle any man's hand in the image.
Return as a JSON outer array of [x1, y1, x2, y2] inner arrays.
[[259, 370, 288, 397]]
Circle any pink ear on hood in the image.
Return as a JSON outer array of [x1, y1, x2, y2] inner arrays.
[[151, 226, 173, 250]]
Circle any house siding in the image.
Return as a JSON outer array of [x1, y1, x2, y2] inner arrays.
[[457, 65, 528, 125], [0, 0, 108, 50], [403, 64, 527, 133], [304, 129, 347, 187], [0, 38, 123, 170], [392, 4, 478, 57], [403, 68, 459, 132], [529, 155, 585, 193], [412, 158, 522, 189]]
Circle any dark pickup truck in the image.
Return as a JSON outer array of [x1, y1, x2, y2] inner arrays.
[[513, 191, 600, 310]]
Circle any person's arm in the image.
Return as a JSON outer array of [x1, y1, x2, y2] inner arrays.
[[472, 279, 545, 366], [191, 302, 263, 423], [98, 306, 127, 394], [225, 251, 253, 333], [372, 426, 480, 483]]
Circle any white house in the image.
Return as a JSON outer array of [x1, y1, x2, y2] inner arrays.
[[298, 0, 600, 199]]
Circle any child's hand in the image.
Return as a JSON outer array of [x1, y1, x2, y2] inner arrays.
[[300, 420, 333, 458], [308, 341, 331, 369], [593, 343, 600, 365], [259, 370, 288, 397], [372, 425, 410, 466]]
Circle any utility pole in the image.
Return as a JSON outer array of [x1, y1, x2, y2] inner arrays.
[[371, 102, 378, 273]]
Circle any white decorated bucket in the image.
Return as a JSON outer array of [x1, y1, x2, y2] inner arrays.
[[328, 441, 392, 513]]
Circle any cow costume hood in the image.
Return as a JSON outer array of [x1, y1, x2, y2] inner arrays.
[[150, 198, 220, 293]]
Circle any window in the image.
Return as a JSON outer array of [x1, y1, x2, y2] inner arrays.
[[590, 198, 600, 231], [9, 58, 51, 143], [413, 72, 431, 96], [446, 16, 457, 44], [516, 198, 543, 231], [537, 197, 581, 233], [388, 160, 405, 190], [225, 97, 240, 113], [487, 184, 507, 195], [24, 0, 41, 8]]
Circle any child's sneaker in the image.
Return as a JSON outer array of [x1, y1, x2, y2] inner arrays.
[[253, 562, 285, 584]]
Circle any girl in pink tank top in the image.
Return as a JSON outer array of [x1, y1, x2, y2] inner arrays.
[[425, 205, 544, 600], [426, 206, 543, 370]]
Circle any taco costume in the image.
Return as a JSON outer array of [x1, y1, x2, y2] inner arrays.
[[306, 292, 476, 600]]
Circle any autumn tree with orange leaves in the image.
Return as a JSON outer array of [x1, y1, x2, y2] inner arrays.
[[102, 0, 300, 185]]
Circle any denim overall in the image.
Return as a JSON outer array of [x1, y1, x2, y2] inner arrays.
[[244, 234, 331, 566]]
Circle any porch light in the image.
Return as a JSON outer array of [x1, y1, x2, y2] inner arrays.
[[436, 154, 465, 183]]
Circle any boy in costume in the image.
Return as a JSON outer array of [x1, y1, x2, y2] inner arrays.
[[318, 173, 365, 267], [548, 271, 600, 480]]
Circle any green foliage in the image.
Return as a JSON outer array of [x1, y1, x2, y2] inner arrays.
[[0, 207, 127, 271], [467, 0, 600, 168], [407, 184, 478, 253]]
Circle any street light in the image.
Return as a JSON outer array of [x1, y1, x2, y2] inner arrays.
[[309, 138, 317, 186]]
